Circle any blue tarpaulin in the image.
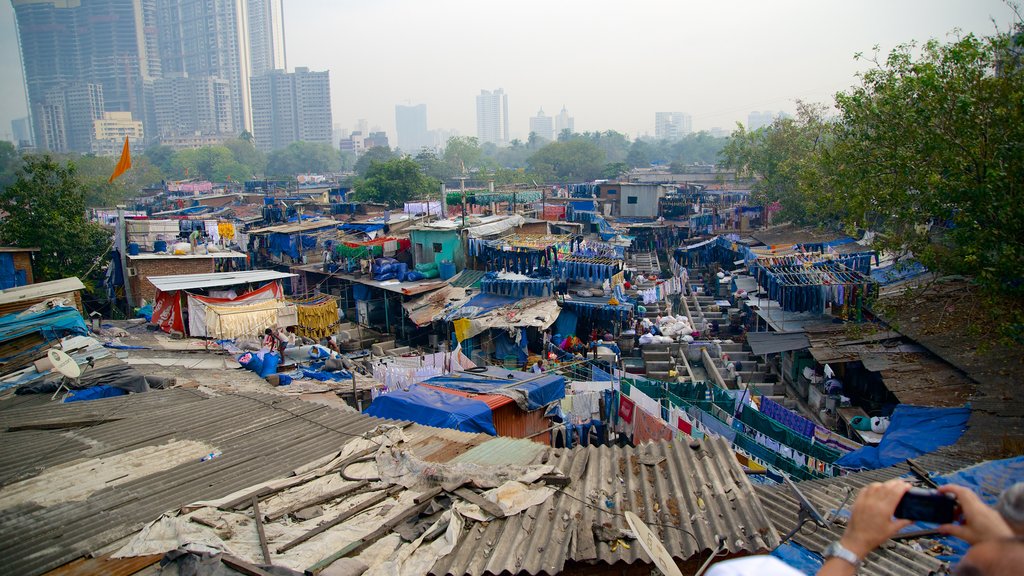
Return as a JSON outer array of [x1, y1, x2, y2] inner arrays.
[[835, 405, 971, 470], [364, 385, 496, 435], [64, 385, 128, 403], [772, 541, 821, 574], [340, 223, 386, 234], [0, 306, 89, 363], [420, 366, 565, 411], [553, 309, 578, 337], [446, 293, 518, 319], [494, 328, 527, 365]]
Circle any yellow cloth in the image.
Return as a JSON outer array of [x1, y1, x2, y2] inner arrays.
[[204, 300, 282, 339], [218, 222, 235, 241], [453, 318, 472, 343], [294, 298, 339, 340]]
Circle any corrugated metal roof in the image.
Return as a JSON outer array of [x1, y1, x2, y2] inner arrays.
[[0, 389, 389, 576], [754, 452, 968, 576], [147, 270, 297, 292], [431, 436, 780, 576], [246, 220, 340, 234], [0, 277, 85, 306]]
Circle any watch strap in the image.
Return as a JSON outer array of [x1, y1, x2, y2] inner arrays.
[[824, 541, 862, 567]]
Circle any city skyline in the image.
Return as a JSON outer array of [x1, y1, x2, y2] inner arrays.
[[0, 0, 1019, 147]]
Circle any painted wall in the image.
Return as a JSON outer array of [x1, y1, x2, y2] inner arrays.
[[410, 229, 464, 269]]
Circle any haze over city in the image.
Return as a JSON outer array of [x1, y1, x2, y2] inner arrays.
[[0, 0, 1018, 144]]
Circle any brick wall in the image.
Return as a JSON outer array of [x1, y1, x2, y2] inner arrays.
[[130, 258, 214, 303]]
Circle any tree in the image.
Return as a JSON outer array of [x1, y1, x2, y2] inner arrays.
[[351, 157, 439, 207], [73, 154, 164, 207], [443, 136, 483, 175], [602, 162, 629, 180], [414, 149, 452, 181], [0, 155, 110, 284], [527, 139, 607, 182], [821, 32, 1024, 294], [143, 145, 176, 175], [266, 142, 342, 178], [223, 138, 266, 176], [353, 146, 397, 177], [170, 146, 251, 181], [0, 141, 22, 189]]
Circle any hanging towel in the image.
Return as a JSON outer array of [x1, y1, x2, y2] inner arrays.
[[453, 318, 472, 343]]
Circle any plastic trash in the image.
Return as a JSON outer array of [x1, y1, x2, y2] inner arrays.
[[200, 451, 220, 462]]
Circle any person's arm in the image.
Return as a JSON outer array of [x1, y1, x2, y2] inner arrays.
[[817, 479, 913, 576], [937, 484, 1014, 544]]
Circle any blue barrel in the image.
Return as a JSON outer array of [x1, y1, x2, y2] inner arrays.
[[439, 260, 456, 280], [153, 240, 167, 252], [127, 242, 140, 255]]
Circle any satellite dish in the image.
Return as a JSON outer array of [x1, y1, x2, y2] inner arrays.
[[624, 511, 683, 576], [48, 348, 81, 379]]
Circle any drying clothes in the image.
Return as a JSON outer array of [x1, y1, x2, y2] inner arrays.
[[218, 222, 235, 242], [204, 299, 283, 340], [569, 391, 601, 420], [618, 394, 636, 424], [453, 318, 472, 343], [628, 385, 661, 417], [633, 407, 673, 444]]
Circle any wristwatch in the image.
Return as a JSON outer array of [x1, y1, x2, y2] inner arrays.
[[823, 541, 862, 568]]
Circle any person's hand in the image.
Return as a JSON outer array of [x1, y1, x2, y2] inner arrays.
[[937, 484, 1014, 545], [840, 479, 914, 558]]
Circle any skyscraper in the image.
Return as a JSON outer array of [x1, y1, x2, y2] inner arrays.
[[476, 89, 509, 146], [747, 111, 776, 131], [555, 106, 574, 138], [12, 0, 160, 151], [250, 67, 332, 152], [11, 117, 33, 147], [654, 112, 692, 140], [153, 75, 235, 142], [155, 0, 252, 133], [529, 108, 554, 142], [33, 83, 105, 153], [395, 104, 429, 152], [247, 0, 287, 77]]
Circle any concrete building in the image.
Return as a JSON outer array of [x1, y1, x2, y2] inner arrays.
[[364, 131, 390, 150], [747, 111, 776, 131], [247, 0, 286, 77], [395, 103, 429, 152], [91, 111, 144, 155], [476, 88, 509, 146], [153, 75, 235, 140], [655, 112, 692, 140], [10, 117, 33, 148], [32, 83, 106, 153], [155, 133, 233, 150], [12, 0, 160, 151], [155, 0, 252, 133], [250, 67, 333, 152], [555, 106, 574, 138], [529, 108, 554, 142]]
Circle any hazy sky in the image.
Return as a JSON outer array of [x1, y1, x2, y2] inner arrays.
[[0, 0, 1019, 144]]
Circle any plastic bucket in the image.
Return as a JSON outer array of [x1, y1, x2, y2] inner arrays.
[[127, 242, 140, 255], [439, 260, 457, 280], [153, 240, 167, 252]]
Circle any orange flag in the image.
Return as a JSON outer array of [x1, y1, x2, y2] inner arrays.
[[108, 136, 132, 183]]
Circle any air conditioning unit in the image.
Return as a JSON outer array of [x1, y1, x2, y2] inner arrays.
[[126, 267, 138, 277]]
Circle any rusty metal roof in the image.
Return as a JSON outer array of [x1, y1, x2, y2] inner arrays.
[[431, 436, 780, 576], [754, 453, 968, 576]]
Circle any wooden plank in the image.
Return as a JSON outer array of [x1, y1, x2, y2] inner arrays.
[[452, 487, 504, 518], [251, 496, 271, 565], [277, 485, 402, 553], [265, 480, 369, 522], [221, 554, 276, 576]]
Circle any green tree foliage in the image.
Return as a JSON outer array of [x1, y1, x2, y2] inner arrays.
[[143, 145, 176, 175], [353, 146, 398, 177], [719, 102, 832, 223], [602, 162, 629, 180], [73, 154, 164, 207], [223, 138, 266, 175], [171, 146, 250, 182], [443, 136, 484, 175], [266, 142, 342, 178], [823, 32, 1024, 293], [414, 149, 453, 181], [527, 139, 607, 182], [0, 141, 22, 189], [0, 155, 110, 284], [351, 157, 439, 207]]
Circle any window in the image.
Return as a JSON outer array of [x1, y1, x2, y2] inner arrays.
[[606, 188, 617, 195], [627, 196, 638, 204], [433, 243, 443, 253]]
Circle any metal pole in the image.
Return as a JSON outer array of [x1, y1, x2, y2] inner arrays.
[[117, 205, 135, 310]]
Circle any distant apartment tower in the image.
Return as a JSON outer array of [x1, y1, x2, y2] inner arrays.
[[395, 104, 429, 152], [12, 0, 160, 151], [747, 111, 776, 131], [91, 111, 144, 155], [11, 117, 33, 147], [655, 112, 692, 140], [34, 83, 105, 153], [250, 67, 333, 152], [529, 108, 554, 142], [555, 106, 574, 138], [153, 75, 235, 142], [247, 0, 287, 77], [364, 131, 390, 150], [476, 89, 509, 146]]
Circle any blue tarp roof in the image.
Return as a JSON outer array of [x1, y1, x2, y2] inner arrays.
[[340, 223, 386, 233], [421, 366, 565, 411], [446, 293, 519, 320], [363, 385, 496, 435], [0, 306, 88, 362], [835, 404, 970, 470]]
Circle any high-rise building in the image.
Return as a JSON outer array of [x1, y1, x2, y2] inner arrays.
[[153, 75, 235, 143], [555, 106, 574, 138], [395, 104, 429, 152], [250, 67, 332, 152], [91, 111, 144, 155], [747, 111, 776, 131], [476, 88, 509, 146], [11, 117, 33, 147], [529, 108, 554, 142], [155, 0, 252, 133], [12, 0, 160, 151], [33, 83, 105, 153], [654, 112, 692, 140], [247, 0, 286, 77]]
